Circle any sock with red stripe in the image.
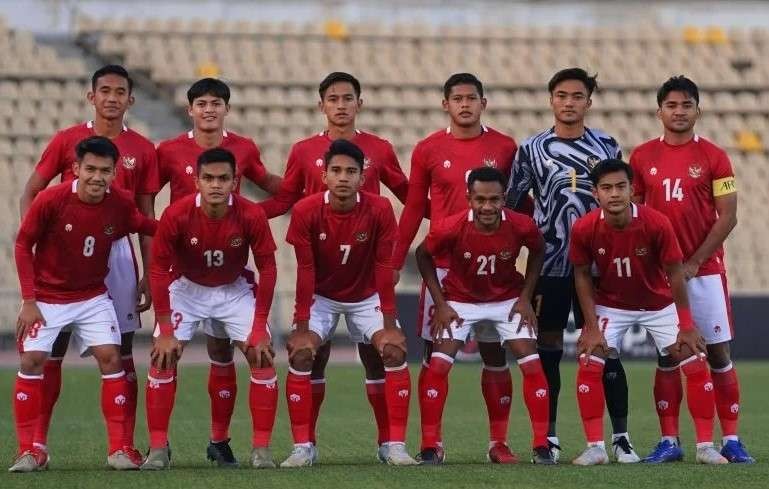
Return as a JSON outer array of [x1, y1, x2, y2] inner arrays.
[[33, 358, 62, 448], [145, 367, 177, 449], [122, 356, 137, 447], [101, 371, 128, 453], [481, 364, 512, 445], [14, 373, 43, 453], [681, 356, 716, 444], [518, 355, 550, 448], [711, 362, 740, 438], [385, 363, 411, 443], [653, 366, 682, 437], [309, 378, 326, 444], [286, 368, 312, 444], [576, 357, 606, 444], [249, 367, 278, 448], [365, 379, 389, 445], [208, 361, 237, 442], [419, 353, 453, 450]]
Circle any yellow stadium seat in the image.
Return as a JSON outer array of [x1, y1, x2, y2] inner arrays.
[[735, 130, 763, 152], [706, 26, 728, 44], [196, 61, 220, 78], [324, 20, 348, 41], [683, 26, 705, 44]]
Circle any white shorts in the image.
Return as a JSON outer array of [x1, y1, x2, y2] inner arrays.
[[22, 293, 121, 356], [439, 298, 535, 344], [153, 276, 270, 343], [687, 274, 733, 344], [417, 268, 502, 343], [596, 304, 678, 355], [302, 293, 393, 344], [105, 236, 140, 333]]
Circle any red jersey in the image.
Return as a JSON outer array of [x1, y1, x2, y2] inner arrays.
[[569, 204, 684, 311], [424, 209, 543, 303], [394, 126, 517, 268], [35, 121, 159, 199], [15, 181, 157, 304], [150, 193, 277, 316], [261, 130, 408, 217], [156, 130, 269, 203], [630, 135, 735, 276], [286, 191, 398, 320]]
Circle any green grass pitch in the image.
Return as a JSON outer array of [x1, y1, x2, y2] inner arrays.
[[1, 361, 767, 489]]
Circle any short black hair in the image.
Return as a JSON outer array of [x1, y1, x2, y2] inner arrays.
[[324, 139, 365, 170], [444, 73, 484, 99], [467, 166, 507, 192], [76, 136, 120, 166], [656, 75, 699, 107], [187, 78, 231, 105], [548, 68, 598, 96], [91, 64, 133, 93], [589, 158, 633, 186], [197, 147, 236, 175], [319, 72, 361, 99]]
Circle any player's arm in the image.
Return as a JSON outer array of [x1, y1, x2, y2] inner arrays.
[[284, 207, 319, 357], [511, 225, 545, 333], [243, 142, 283, 195], [258, 147, 305, 218], [392, 143, 430, 269], [664, 261, 706, 356], [19, 172, 53, 218], [629, 150, 646, 204], [135, 193, 156, 312], [20, 135, 67, 217], [415, 236, 460, 342], [569, 223, 607, 363], [684, 189, 737, 280], [504, 145, 534, 211], [14, 198, 48, 341], [148, 213, 182, 368]]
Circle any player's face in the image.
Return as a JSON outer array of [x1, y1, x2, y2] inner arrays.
[[550, 79, 592, 125], [593, 171, 632, 215], [467, 180, 505, 228], [322, 155, 363, 199], [320, 82, 361, 127], [188, 94, 229, 133], [87, 74, 134, 121], [443, 84, 486, 128], [195, 162, 236, 206], [73, 153, 116, 202], [658, 91, 699, 134]]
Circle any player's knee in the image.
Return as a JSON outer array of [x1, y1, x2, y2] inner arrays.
[[381, 344, 405, 368], [311, 342, 331, 378], [505, 339, 537, 360], [658, 352, 676, 368], [206, 336, 234, 363], [706, 342, 731, 369], [290, 348, 314, 372], [19, 352, 47, 375], [93, 346, 123, 374], [479, 341, 507, 367]]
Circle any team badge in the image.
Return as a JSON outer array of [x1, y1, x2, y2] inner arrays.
[[315, 158, 323, 167], [122, 156, 136, 169], [598, 248, 606, 255], [499, 251, 513, 261], [185, 165, 194, 175], [104, 224, 114, 236], [688, 164, 702, 178], [355, 231, 368, 242], [230, 237, 243, 248], [190, 237, 199, 246], [650, 167, 658, 176], [463, 252, 472, 259], [586, 155, 601, 168], [714, 324, 722, 334], [363, 157, 372, 170], [319, 232, 327, 241], [483, 157, 497, 168], [65, 223, 72, 232], [443, 160, 451, 169], [635, 247, 648, 256]]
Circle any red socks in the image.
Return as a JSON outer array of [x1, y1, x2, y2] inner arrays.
[[654, 366, 682, 437], [122, 356, 137, 447], [310, 378, 326, 444], [711, 363, 740, 438], [518, 355, 550, 448], [249, 367, 278, 448], [13, 373, 43, 453], [285, 368, 312, 444], [481, 365, 512, 445], [208, 361, 237, 442], [680, 356, 715, 444], [419, 353, 453, 449], [384, 364, 411, 443], [576, 357, 605, 444], [365, 379, 389, 445], [145, 367, 177, 449], [101, 371, 129, 453], [33, 358, 62, 447]]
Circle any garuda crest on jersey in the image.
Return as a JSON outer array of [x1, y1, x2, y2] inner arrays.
[[688, 164, 702, 178], [230, 237, 243, 248], [355, 231, 368, 242], [587, 155, 601, 169], [482, 157, 497, 168], [122, 156, 136, 169], [363, 158, 372, 170], [499, 250, 513, 261], [104, 224, 114, 236], [635, 247, 648, 257]]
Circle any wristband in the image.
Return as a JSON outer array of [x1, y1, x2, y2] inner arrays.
[[158, 321, 174, 336]]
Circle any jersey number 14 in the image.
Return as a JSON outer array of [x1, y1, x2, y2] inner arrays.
[[663, 178, 684, 202]]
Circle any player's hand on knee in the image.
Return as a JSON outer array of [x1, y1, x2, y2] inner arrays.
[[16, 300, 46, 342], [373, 327, 407, 357], [286, 329, 317, 359], [244, 332, 275, 368], [430, 304, 461, 343], [136, 276, 152, 313], [673, 329, 707, 358], [511, 298, 538, 336], [151, 335, 181, 370], [577, 326, 607, 365]]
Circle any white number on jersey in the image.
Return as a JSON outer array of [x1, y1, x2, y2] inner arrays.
[[476, 254, 496, 275], [613, 257, 632, 277], [204, 250, 224, 267], [662, 178, 684, 202], [340, 244, 351, 265], [82, 236, 96, 257]]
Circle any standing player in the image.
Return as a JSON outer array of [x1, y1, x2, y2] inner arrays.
[[281, 140, 415, 467], [260, 72, 411, 449], [629, 76, 753, 463], [141, 148, 279, 470], [393, 73, 519, 464], [155, 77, 283, 464], [505, 68, 631, 462], [12, 136, 156, 472], [569, 158, 726, 465], [18, 65, 158, 457], [415, 167, 553, 464]]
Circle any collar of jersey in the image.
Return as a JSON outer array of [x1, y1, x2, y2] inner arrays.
[[324, 190, 360, 204], [87, 120, 127, 132], [188, 129, 228, 138], [600, 203, 637, 220], [196, 192, 233, 207], [467, 209, 506, 221], [319, 129, 361, 137], [659, 133, 699, 143], [71, 178, 110, 194], [446, 125, 488, 135]]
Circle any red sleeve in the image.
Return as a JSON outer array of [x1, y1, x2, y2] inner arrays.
[[286, 207, 315, 321], [35, 132, 67, 182], [149, 211, 179, 327], [393, 142, 430, 269], [156, 144, 171, 190], [15, 195, 51, 300], [711, 147, 734, 180], [241, 141, 269, 186], [128, 205, 158, 236], [378, 144, 409, 204], [521, 216, 544, 253], [629, 149, 646, 198], [259, 146, 305, 218], [568, 220, 592, 266], [423, 217, 454, 258], [136, 144, 160, 194], [250, 252, 276, 343], [374, 200, 398, 316], [655, 212, 684, 265]]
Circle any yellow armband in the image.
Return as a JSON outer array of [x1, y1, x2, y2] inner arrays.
[[713, 177, 737, 197]]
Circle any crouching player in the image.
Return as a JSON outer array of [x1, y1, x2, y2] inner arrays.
[[12, 136, 156, 471], [414, 167, 554, 465], [569, 159, 726, 465], [142, 148, 279, 469], [282, 139, 415, 467]]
